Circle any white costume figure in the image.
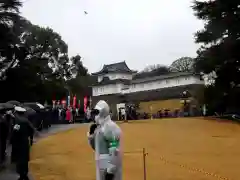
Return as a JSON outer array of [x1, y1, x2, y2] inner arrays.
[[87, 100, 122, 180]]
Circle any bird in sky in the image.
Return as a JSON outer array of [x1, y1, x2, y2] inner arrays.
[[84, 11, 88, 15]]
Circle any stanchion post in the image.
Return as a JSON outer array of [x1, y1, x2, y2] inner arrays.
[[143, 148, 148, 180]]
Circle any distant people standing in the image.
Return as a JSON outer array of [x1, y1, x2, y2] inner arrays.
[[45, 107, 52, 127], [58, 108, 62, 120], [0, 113, 7, 167], [62, 108, 66, 121], [202, 104, 207, 116], [0, 110, 13, 167], [11, 106, 37, 180], [76, 107, 79, 117], [72, 108, 76, 123], [121, 108, 126, 121], [66, 107, 71, 123], [52, 107, 59, 124], [86, 107, 91, 122], [118, 109, 122, 121]]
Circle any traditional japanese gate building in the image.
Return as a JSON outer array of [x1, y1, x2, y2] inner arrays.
[[91, 61, 204, 119]]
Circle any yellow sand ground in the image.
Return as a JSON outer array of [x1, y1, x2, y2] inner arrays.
[[30, 118, 240, 180]]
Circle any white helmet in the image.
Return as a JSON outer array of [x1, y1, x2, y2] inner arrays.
[[93, 100, 110, 125]]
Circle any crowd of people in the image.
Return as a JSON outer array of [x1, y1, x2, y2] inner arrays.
[[50, 106, 92, 124], [0, 100, 121, 180], [0, 106, 38, 180], [0, 101, 92, 180], [53, 106, 78, 123]]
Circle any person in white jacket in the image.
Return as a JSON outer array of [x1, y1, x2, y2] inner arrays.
[[87, 100, 122, 180]]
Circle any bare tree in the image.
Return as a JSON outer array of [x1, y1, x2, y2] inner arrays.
[[170, 57, 194, 72], [143, 64, 169, 73]]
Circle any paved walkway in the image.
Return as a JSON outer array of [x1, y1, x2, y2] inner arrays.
[[0, 123, 85, 180]]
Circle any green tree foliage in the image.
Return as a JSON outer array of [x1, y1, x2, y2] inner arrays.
[[0, 0, 26, 75], [192, 0, 240, 112], [170, 57, 194, 72], [66, 55, 95, 98], [19, 22, 69, 80], [0, 21, 69, 102], [70, 55, 88, 76], [0, 0, 96, 103], [0, 14, 90, 102]]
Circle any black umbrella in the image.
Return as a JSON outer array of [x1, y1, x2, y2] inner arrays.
[[23, 103, 42, 111], [36, 102, 45, 109], [45, 105, 52, 109], [23, 106, 36, 115], [0, 103, 15, 111], [7, 100, 21, 106]]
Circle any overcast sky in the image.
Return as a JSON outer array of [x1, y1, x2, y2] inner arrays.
[[20, 0, 203, 73]]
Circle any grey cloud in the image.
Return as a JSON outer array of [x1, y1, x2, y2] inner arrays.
[[21, 0, 204, 73]]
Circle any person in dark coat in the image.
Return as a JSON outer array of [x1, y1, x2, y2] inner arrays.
[[52, 107, 59, 124], [11, 106, 37, 180], [72, 108, 76, 123], [0, 113, 6, 166], [0, 110, 12, 166], [45, 107, 52, 128]]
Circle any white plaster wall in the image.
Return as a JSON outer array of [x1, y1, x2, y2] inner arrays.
[[93, 75, 204, 96], [92, 84, 123, 96], [97, 73, 133, 82]]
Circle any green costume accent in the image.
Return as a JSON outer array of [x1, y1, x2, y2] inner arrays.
[[109, 139, 119, 148], [108, 136, 120, 148]]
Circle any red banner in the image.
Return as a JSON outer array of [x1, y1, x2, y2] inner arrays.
[[73, 96, 77, 108], [61, 99, 66, 108], [84, 96, 88, 112]]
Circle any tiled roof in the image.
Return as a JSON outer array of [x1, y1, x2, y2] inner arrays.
[[132, 72, 199, 83], [92, 61, 137, 75]]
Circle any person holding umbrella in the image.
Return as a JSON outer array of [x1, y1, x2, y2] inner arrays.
[[0, 111, 7, 168], [11, 106, 38, 180], [23, 106, 37, 146], [0, 103, 14, 167]]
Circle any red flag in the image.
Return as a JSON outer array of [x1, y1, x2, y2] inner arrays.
[[84, 96, 88, 112], [73, 95, 77, 108], [61, 99, 66, 108]]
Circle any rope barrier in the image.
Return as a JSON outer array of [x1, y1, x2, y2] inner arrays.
[[158, 156, 231, 180], [123, 150, 143, 154], [122, 149, 231, 180]]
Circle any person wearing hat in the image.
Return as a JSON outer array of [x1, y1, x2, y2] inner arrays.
[[11, 106, 38, 180]]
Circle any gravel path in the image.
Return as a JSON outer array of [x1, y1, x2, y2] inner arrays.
[[0, 123, 86, 180]]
